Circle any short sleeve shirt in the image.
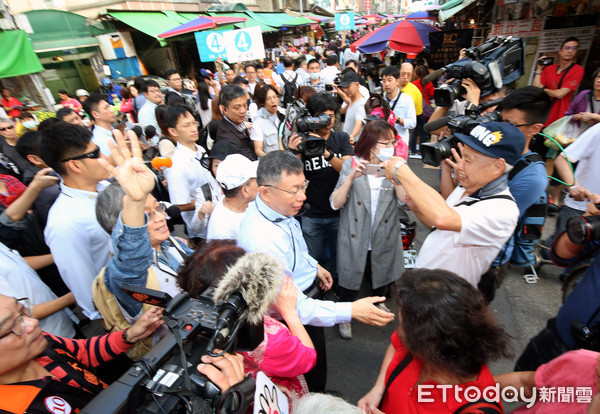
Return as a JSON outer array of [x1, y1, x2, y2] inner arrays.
[[343, 97, 367, 138], [541, 63, 584, 126], [303, 131, 353, 218]]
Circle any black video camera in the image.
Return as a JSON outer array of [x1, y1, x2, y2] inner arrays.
[[432, 36, 524, 107], [421, 106, 503, 167], [280, 100, 330, 157], [325, 73, 342, 92], [82, 285, 262, 414]]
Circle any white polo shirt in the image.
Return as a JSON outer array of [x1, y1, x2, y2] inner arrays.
[[166, 143, 213, 238], [415, 186, 519, 286]]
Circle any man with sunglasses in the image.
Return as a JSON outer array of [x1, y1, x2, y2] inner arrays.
[[42, 122, 111, 321], [0, 118, 31, 181], [533, 36, 584, 126]]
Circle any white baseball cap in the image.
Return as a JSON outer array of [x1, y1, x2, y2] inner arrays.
[[216, 154, 258, 190]]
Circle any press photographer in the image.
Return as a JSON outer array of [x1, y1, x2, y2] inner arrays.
[[286, 92, 354, 282], [425, 36, 524, 136], [425, 87, 552, 302], [383, 121, 525, 293], [515, 195, 600, 371]]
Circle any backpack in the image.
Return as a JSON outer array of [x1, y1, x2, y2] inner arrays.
[[166, 90, 202, 124], [508, 153, 547, 267], [281, 73, 299, 106]]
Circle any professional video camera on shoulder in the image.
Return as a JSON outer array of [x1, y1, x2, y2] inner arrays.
[[280, 99, 331, 157], [420, 100, 504, 167], [82, 285, 262, 414], [424, 36, 524, 107]]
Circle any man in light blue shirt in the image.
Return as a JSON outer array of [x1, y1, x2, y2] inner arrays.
[[82, 94, 116, 157], [237, 150, 394, 392], [138, 80, 164, 143], [42, 122, 112, 320]]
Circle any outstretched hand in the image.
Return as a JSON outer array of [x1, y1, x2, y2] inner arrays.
[[98, 129, 155, 202]]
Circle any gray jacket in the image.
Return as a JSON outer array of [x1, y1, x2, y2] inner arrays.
[[334, 158, 405, 290]]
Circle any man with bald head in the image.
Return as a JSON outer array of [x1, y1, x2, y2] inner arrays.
[[398, 62, 423, 117]]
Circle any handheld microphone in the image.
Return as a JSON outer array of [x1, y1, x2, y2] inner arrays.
[[145, 125, 157, 139], [422, 68, 445, 85], [131, 125, 144, 139], [151, 157, 172, 170], [424, 116, 450, 133]]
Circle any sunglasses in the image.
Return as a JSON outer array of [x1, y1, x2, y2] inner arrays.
[[61, 146, 101, 162], [0, 125, 15, 132]]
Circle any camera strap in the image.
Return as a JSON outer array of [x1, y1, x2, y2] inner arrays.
[[554, 64, 575, 98], [388, 89, 403, 112]]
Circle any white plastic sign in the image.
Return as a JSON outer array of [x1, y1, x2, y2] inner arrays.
[[224, 26, 266, 63]]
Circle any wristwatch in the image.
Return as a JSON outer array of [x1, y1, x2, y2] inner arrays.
[[393, 159, 407, 185], [324, 151, 335, 161]]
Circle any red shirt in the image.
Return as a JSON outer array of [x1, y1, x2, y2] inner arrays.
[[0, 174, 26, 207], [381, 333, 502, 414], [1, 96, 22, 118], [540, 63, 584, 126], [413, 79, 435, 105]]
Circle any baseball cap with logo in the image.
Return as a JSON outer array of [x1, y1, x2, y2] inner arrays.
[[216, 154, 259, 190], [454, 121, 525, 165]]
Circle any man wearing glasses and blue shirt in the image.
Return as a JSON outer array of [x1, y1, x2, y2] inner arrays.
[[42, 122, 112, 321], [237, 150, 395, 393]]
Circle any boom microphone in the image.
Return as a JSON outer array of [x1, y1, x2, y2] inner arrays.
[[422, 68, 445, 85], [213, 252, 284, 326], [424, 116, 450, 133]]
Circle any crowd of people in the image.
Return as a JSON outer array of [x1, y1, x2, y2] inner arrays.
[[0, 31, 600, 414]]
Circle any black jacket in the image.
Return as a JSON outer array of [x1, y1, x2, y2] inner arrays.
[[214, 118, 257, 161]]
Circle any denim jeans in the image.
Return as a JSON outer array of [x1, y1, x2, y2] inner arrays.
[[301, 215, 340, 279], [410, 118, 427, 154]]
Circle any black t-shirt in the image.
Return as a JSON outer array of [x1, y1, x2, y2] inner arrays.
[[303, 131, 354, 218]]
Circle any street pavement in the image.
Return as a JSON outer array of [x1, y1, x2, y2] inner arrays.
[[323, 158, 564, 412]]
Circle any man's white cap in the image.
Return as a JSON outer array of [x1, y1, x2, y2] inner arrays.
[[75, 89, 90, 97], [216, 154, 258, 190]]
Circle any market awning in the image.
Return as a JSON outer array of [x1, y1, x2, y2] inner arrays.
[[438, 0, 476, 22], [0, 30, 44, 78], [21, 9, 106, 53], [158, 15, 248, 39], [107, 11, 184, 46], [250, 12, 314, 28], [206, 12, 277, 33]]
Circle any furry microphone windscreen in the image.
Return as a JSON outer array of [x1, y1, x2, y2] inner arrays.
[[213, 252, 284, 325]]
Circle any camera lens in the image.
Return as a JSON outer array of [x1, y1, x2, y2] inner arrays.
[[566, 215, 600, 245]]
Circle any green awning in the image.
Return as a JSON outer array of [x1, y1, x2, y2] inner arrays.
[[206, 12, 277, 33], [251, 12, 314, 27], [108, 11, 183, 46], [438, 0, 477, 22], [23, 9, 103, 53], [0, 30, 44, 78]]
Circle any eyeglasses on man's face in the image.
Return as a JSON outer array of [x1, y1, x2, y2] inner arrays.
[[562, 45, 578, 51], [0, 298, 33, 340], [61, 146, 101, 162], [264, 179, 310, 197], [0, 125, 15, 132], [147, 203, 167, 220]]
